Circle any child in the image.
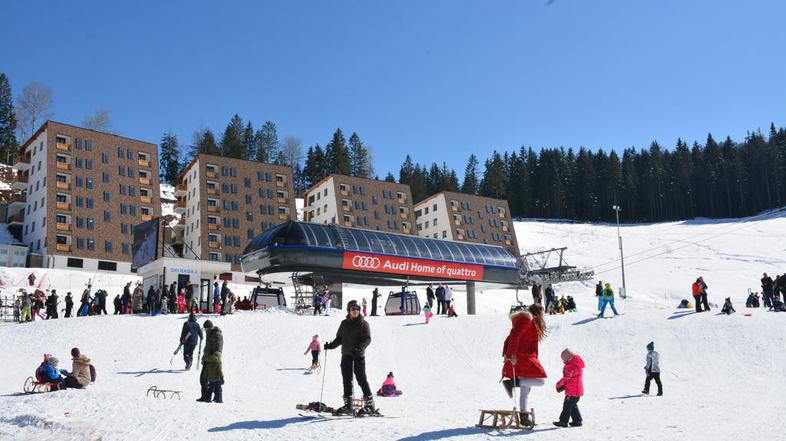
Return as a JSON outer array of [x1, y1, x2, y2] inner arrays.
[[771, 294, 785, 312], [642, 341, 662, 396], [376, 372, 403, 396], [447, 302, 458, 317], [554, 348, 584, 428], [304, 335, 321, 369], [721, 297, 736, 315], [362, 298, 368, 317], [424, 303, 433, 324], [565, 296, 577, 312]]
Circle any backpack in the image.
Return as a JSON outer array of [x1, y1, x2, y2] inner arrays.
[[89, 364, 97, 383]]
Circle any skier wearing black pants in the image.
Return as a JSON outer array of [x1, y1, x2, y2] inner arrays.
[[324, 300, 376, 415], [642, 341, 662, 396], [180, 313, 203, 370]]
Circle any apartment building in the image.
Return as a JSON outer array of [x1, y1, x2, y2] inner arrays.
[[304, 175, 415, 234], [175, 154, 296, 270], [414, 191, 520, 256], [12, 121, 161, 272]]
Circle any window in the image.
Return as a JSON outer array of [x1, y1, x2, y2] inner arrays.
[[245, 194, 252, 205], [129, 205, 137, 216], [56, 214, 67, 224], [76, 217, 84, 229], [247, 229, 255, 239], [103, 191, 110, 202], [232, 218, 240, 228], [103, 172, 110, 183], [98, 261, 117, 271], [121, 223, 129, 234], [87, 239, 95, 250], [105, 241, 113, 252], [119, 184, 126, 195], [76, 197, 84, 208], [128, 167, 135, 178], [86, 179, 94, 189], [75, 158, 83, 169], [119, 165, 126, 176], [104, 211, 111, 222], [246, 212, 253, 221], [244, 177, 251, 188], [102, 152, 109, 164], [86, 198, 94, 209], [75, 176, 83, 188], [67, 258, 84, 268], [84, 140, 93, 152], [126, 149, 133, 160], [122, 243, 130, 254], [120, 204, 128, 215], [230, 168, 237, 177], [129, 186, 136, 197], [87, 218, 95, 230], [85, 159, 93, 170], [209, 253, 219, 261]]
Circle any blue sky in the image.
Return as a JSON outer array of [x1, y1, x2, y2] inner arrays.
[[2, 0, 785, 179]]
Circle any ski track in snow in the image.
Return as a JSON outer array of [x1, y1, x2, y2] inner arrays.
[[1, 212, 786, 440]]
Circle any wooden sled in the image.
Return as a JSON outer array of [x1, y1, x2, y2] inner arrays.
[[476, 408, 535, 430], [23, 376, 53, 393], [146, 385, 182, 400]]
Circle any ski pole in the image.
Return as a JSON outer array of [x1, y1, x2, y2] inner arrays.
[[318, 349, 328, 410], [511, 361, 518, 412], [197, 338, 203, 371]]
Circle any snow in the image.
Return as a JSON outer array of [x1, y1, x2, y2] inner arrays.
[[2, 209, 786, 441], [0, 223, 23, 245]]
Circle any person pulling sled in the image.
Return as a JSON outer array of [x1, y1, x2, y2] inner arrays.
[[324, 300, 378, 416]]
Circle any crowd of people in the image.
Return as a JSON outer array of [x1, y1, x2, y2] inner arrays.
[[745, 273, 786, 312]]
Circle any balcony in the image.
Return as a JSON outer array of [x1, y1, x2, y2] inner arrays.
[[8, 213, 24, 225], [56, 202, 71, 211], [208, 241, 220, 249], [456, 234, 466, 240], [278, 213, 289, 220], [174, 199, 186, 213], [206, 171, 218, 178], [207, 188, 218, 195], [208, 223, 219, 231], [141, 215, 153, 222], [140, 195, 152, 204], [9, 193, 26, 206], [172, 232, 185, 244], [403, 227, 412, 234], [207, 206, 220, 213], [56, 182, 70, 190], [400, 212, 409, 219], [340, 188, 350, 196], [56, 142, 69, 151], [341, 205, 352, 212], [276, 180, 285, 188], [56, 244, 71, 253], [56, 162, 70, 171], [138, 159, 151, 167], [12, 172, 29, 190], [343, 221, 353, 227], [499, 212, 505, 218], [502, 225, 509, 232], [174, 183, 187, 196], [277, 197, 288, 204], [505, 239, 513, 246], [172, 217, 185, 230], [451, 205, 459, 212], [56, 223, 71, 231], [13, 155, 30, 170], [453, 220, 462, 226], [398, 197, 407, 204], [139, 177, 151, 185]]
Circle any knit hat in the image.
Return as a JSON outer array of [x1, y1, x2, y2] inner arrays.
[[47, 356, 59, 364], [560, 348, 575, 362], [646, 341, 654, 351], [387, 372, 394, 377], [347, 300, 359, 311], [42, 353, 53, 363], [203, 319, 214, 329]]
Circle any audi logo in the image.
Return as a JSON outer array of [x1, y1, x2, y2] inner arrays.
[[352, 255, 381, 269]]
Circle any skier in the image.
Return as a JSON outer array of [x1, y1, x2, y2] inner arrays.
[[597, 283, 620, 317], [370, 288, 380, 316], [180, 312, 203, 370], [312, 290, 323, 316], [304, 334, 321, 369], [45, 290, 59, 319], [95, 289, 108, 315], [64, 292, 74, 318], [322, 287, 332, 316], [213, 281, 221, 313], [19, 291, 32, 322], [595, 281, 603, 312], [642, 341, 662, 396], [553, 348, 585, 428], [501, 304, 547, 427], [79, 286, 92, 317], [197, 320, 224, 403], [771, 294, 786, 312], [544, 284, 555, 311], [444, 285, 454, 312], [761, 273, 774, 309], [220, 281, 229, 313], [28, 272, 36, 287], [324, 300, 376, 415]]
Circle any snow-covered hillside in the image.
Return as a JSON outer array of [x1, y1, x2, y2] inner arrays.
[[1, 209, 785, 441]]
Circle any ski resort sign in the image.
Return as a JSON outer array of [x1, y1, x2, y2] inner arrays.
[[342, 252, 485, 281]]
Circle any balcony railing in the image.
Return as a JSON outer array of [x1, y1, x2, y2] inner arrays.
[[400, 212, 409, 219], [341, 205, 352, 212], [343, 221, 353, 227], [56, 223, 70, 231], [141, 196, 152, 204], [398, 197, 407, 204], [340, 189, 350, 196], [456, 234, 465, 240], [175, 183, 187, 192], [56, 162, 70, 170], [56, 142, 70, 151], [16, 172, 29, 183], [56, 202, 70, 210], [403, 228, 411, 234], [141, 215, 152, 222], [207, 206, 220, 213], [206, 171, 217, 178], [451, 205, 459, 212], [175, 200, 186, 209], [56, 182, 70, 190], [139, 177, 151, 185], [276, 180, 285, 188], [502, 225, 509, 232], [56, 244, 71, 252], [208, 224, 219, 231], [207, 188, 218, 195], [138, 159, 151, 167], [278, 213, 289, 220], [277, 197, 288, 204], [8, 213, 24, 223], [453, 220, 462, 226], [208, 241, 220, 249], [9, 194, 26, 204]]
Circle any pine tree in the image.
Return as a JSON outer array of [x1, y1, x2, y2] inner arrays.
[[189, 128, 219, 157], [399, 155, 415, 185], [255, 121, 279, 163], [384, 172, 396, 182], [303, 144, 327, 188], [242, 121, 255, 160], [348, 132, 373, 177], [324, 128, 351, 175], [0, 73, 19, 165], [220, 114, 245, 158], [479, 151, 507, 199], [159, 131, 181, 184], [462, 154, 479, 194]]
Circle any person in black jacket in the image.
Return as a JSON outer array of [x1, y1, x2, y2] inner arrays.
[[121, 283, 132, 314], [64, 292, 74, 318], [113, 295, 122, 315], [435, 285, 446, 315], [426, 284, 435, 308], [180, 313, 203, 370], [370, 288, 381, 316], [762, 273, 775, 308], [324, 300, 376, 415]]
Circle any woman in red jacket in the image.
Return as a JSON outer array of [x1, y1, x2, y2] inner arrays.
[[502, 303, 547, 426]]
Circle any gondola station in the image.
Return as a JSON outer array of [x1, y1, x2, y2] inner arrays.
[[240, 221, 523, 314]]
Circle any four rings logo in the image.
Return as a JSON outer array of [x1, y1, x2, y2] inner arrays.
[[352, 255, 381, 269]]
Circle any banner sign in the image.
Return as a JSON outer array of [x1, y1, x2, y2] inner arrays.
[[342, 252, 485, 281]]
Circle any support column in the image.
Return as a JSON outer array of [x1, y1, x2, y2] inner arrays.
[[466, 281, 476, 315]]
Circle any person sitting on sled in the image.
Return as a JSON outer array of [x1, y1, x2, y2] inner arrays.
[[304, 334, 322, 369], [771, 294, 786, 312], [376, 372, 403, 397], [446, 301, 458, 317], [39, 356, 66, 391], [721, 297, 736, 315]]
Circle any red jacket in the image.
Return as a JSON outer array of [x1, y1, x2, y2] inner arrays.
[[501, 313, 547, 379], [556, 355, 585, 397], [691, 282, 701, 297]]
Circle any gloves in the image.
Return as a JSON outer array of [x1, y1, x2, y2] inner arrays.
[[324, 341, 332, 350], [59, 369, 69, 375]]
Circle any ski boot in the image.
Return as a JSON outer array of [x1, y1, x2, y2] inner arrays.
[[358, 395, 379, 416], [518, 412, 532, 428], [334, 396, 354, 415]]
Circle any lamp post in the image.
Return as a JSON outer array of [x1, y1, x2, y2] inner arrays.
[[612, 205, 627, 299]]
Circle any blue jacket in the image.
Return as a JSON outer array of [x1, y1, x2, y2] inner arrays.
[[41, 364, 63, 382]]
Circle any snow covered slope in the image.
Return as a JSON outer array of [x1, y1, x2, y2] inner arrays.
[[1, 209, 785, 441]]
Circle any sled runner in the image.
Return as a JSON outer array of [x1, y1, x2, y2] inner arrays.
[[23, 376, 54, 393], [476, 408, 535, 430], [146, 385, 182, 400]]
